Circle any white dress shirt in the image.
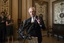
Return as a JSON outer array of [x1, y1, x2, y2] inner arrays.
[[31, 17, 36, 23]]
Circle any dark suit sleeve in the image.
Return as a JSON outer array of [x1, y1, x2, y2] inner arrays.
[[18, 19, 31, 36], [18, 20, 27, 37], [21, 19, 31, 31], [21, 20, 27, 31]]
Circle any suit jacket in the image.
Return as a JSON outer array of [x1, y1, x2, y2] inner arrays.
[[22, 17, 46, 37]]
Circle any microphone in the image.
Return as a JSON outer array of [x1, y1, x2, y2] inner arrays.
[[35, 16, 41, 24], [35, 16, 39, 20], [35, 16, 38, 19]]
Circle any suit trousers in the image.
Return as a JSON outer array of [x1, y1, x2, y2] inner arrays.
[[28, 37, 38, 43], [28, 36, 42, 43]]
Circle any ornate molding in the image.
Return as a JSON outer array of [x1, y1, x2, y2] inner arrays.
[[1, 0, 12, 16]]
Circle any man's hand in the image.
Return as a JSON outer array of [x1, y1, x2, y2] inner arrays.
[[36, 19, 40, 24]]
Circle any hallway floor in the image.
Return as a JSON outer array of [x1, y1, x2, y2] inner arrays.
[[5, 31, 64, 43], [5, 36, 64, 43]]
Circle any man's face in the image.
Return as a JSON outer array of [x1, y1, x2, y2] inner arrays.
[[29, 8, 36, 17]]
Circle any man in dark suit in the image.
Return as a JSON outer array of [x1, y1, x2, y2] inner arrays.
[[22, 7, 46, 43]]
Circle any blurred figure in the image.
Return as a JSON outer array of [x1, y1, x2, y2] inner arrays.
[[6, 15, 13, 43], [21, 7, 46, 43], [0, 12, 6, 43]]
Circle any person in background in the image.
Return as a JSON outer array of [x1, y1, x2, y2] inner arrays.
[[22, 7, 46, 43], [0, 12, 6, 43], [6, 15, 13, 43]]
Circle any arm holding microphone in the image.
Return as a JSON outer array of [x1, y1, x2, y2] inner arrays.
[[36, 16, 46, 30]]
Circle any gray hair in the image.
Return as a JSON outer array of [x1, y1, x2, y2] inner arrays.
[[28, 7, 36, 12]]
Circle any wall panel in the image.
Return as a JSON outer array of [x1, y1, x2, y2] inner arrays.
[[22, 0, 27, 21], [12, 0, 18, 38]]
